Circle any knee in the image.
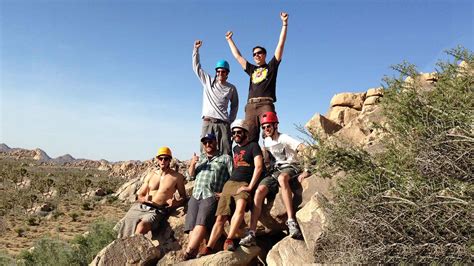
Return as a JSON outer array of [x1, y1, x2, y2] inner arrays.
[[215, 215, 227, 225], [278, 173, 291, 187], [255, 186, 268, 199], [136, 221, 151, 234]]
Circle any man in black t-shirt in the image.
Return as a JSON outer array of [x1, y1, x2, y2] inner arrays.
[[225, 12, 289, 142], [197, 119, 263, 256]]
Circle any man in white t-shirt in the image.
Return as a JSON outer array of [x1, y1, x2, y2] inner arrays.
[[240, 112, 310, 246]]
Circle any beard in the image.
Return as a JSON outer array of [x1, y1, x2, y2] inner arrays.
[[234, 133, 247, 144]]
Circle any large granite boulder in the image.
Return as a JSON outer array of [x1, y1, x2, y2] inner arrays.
[[296, 192, 329, 253], [327, 106, 360, 126], [174, 246, 261, 266], [257, 173, 335, 233], [266, 236, 313, 266], [330, 92, 366, 110], [90, 235, 161, 266], [305, 113, 343, 139]]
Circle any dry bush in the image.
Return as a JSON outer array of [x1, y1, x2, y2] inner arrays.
[[307, 47, 473, 264]]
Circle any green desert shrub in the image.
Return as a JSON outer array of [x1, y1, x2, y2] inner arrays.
[[69, 212, 80, 222], [308, 46, 473, 264], [0, 250, 15, 266], [71, 219, 117, 264], [18, 238, 80, 266], [17, 219, 116, 266]]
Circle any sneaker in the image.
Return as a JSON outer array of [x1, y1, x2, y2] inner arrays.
[[183, 249, 196, 261], [223, 238, 236, 251], [239, 233, 256, 247], [286, 220, 303, 239], [196, 246, 213, 258]]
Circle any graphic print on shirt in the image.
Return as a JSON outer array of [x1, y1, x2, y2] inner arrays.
[[251, 67, 268, 84], [233, 150, 250, 167], [267, 143, 287, 162]]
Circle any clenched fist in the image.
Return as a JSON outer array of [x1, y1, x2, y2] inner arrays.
[[194, 40, 202, 49], [280, 12, 289, 24]]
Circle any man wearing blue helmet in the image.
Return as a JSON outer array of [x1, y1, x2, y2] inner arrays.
[[193, 40, 239, 156]]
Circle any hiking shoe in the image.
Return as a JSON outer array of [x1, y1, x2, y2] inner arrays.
[[286, 220, 303, 239], [239, 233, 256, 247], [196, 246, 213, 258], [223, 239, 236, 251], [183, 249, 196, 261]]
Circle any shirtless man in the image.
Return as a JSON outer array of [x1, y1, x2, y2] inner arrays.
[[115, 147, 187, 238]]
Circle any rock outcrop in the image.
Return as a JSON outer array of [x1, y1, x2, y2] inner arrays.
[[266, 236, 314, 266], [33, 148, 51, 162], [53, 154, 75, 164], [90, 235, 161, 266], [0, 143, 11, 152], [175, 246, 261, 266]]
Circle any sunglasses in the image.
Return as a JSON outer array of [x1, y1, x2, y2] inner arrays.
[[232, 130, 243, 136], [157, 156, 171, 161], [262, 124, 273, 130], [216, 69, 228, 74], [253, 50, 265, 57], [202, 140, 215, 145]]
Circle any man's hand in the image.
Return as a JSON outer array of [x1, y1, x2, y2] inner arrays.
[[190, 152, 199, 166], [298, 171, 310, 183], [225, 31, 233, 40], [167, 196, 184, 209], [235, 185, 251, 195], [137, 195, 147, 203], [280, 12, 289, 25], [194, 40, 202, 49]]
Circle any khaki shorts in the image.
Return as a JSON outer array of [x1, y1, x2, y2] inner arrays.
[[216, 180, 250, 216]]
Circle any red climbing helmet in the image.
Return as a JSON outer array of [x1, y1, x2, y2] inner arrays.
[[260, 112, 279, 125]]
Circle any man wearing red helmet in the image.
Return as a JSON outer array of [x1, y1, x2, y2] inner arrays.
[[193, 40, 239, 156], [225, 12, 289, 143], [239, 112, 310, 246]]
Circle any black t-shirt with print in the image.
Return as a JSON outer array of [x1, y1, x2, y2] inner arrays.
[[230, 142, 262, 183], [245, 56, 280, 102]]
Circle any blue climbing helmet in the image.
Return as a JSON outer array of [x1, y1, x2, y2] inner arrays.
[[215, 60, 230, 72]]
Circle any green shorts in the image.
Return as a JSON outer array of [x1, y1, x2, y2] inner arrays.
[[216, 180, 250, 216], [258, 166, 301, 198]]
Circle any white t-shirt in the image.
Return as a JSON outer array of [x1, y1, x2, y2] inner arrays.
[[263, 133, 301, 167]]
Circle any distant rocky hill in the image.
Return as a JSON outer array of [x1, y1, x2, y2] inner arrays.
[[0, 144, 185, 179], [0, 143, 11, 152]]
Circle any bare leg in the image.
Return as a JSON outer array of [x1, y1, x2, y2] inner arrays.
[[135, 220, 152, 235], [278, 173, 295, 220], [227, 198, 248, 239], [206, 215, 228, 249], [186, 225, 207, 253], [249, 185, 268, 231]]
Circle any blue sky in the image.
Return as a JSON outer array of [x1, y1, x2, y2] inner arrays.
[[1, 0, 472, 162]]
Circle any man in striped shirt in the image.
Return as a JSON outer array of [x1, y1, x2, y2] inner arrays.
[[183, 133, 233, 260], [193, 40, 239, 156]]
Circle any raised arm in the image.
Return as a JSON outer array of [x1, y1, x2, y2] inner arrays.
[[187, 153, 199, 180], [274, 12, 289, 62], [225, 31, 247, 70], [192, 40, 211, 84]]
